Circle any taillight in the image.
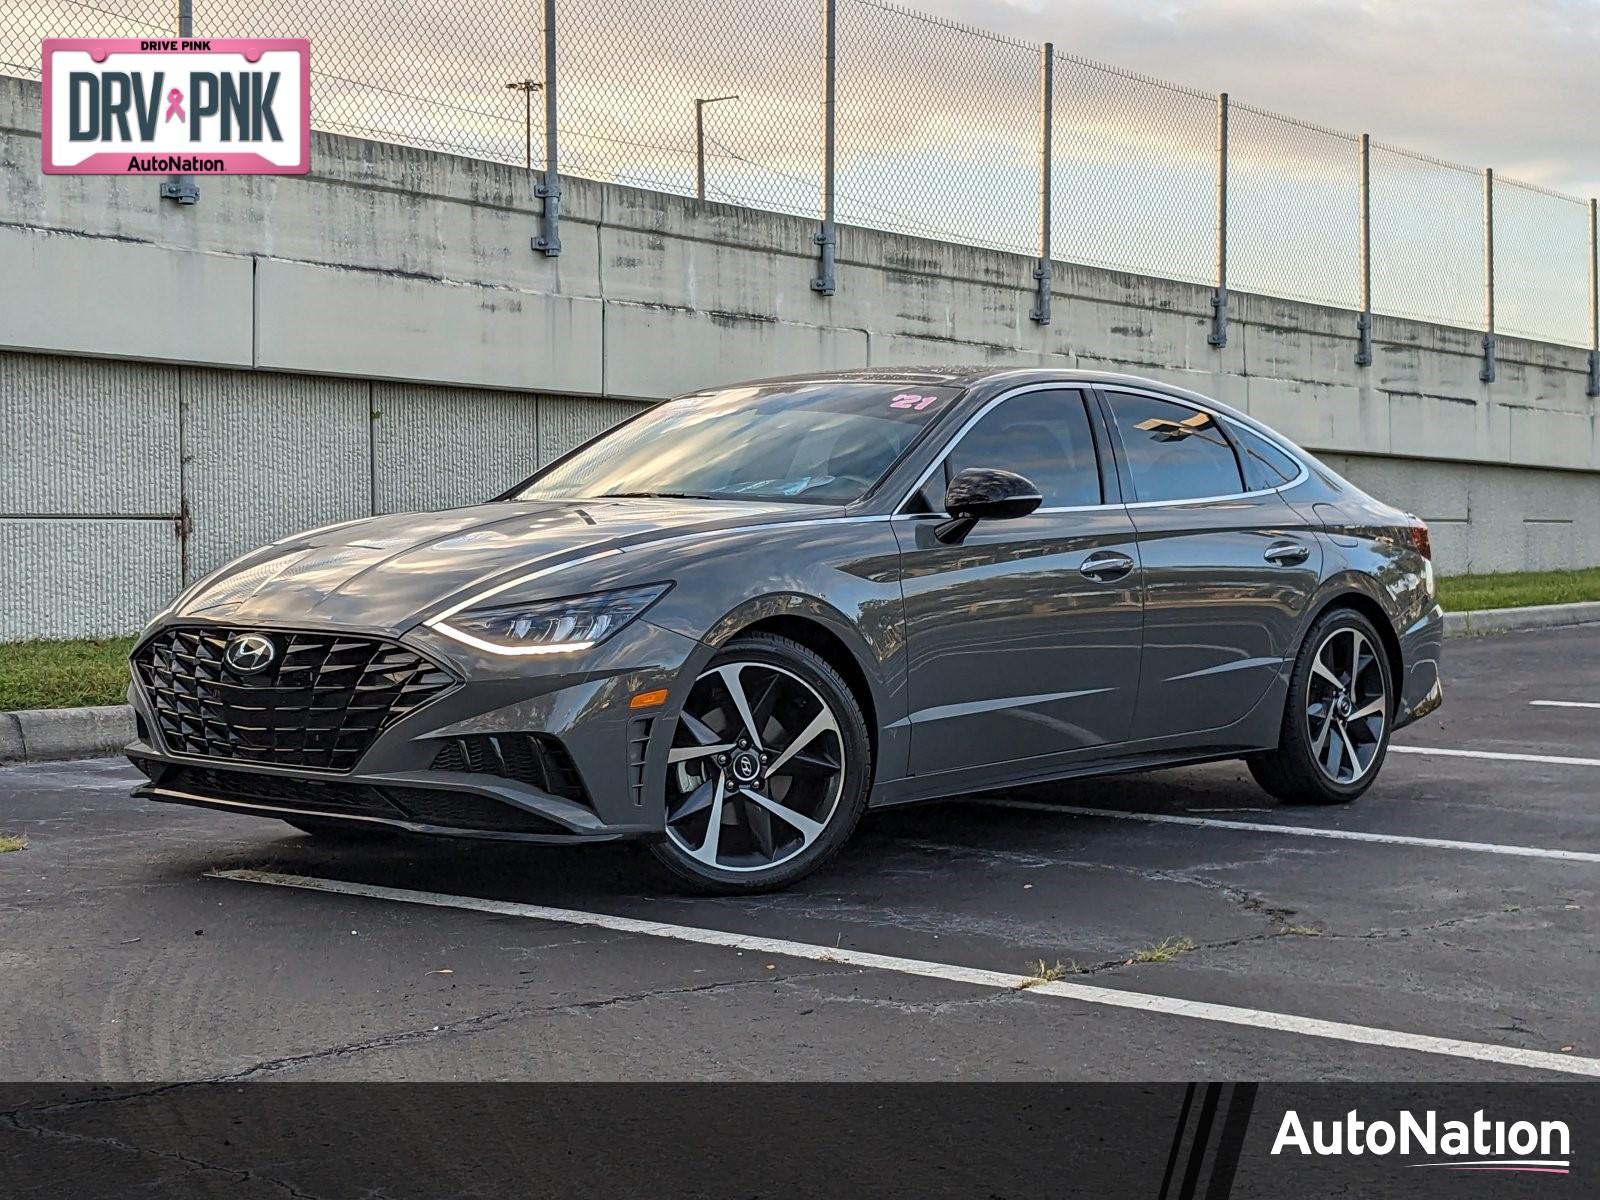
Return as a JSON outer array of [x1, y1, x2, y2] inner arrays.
[[1408, 520, 1432, 561]]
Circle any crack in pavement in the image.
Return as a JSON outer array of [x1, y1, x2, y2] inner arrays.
[[0, 1104, 333, 1200], [217, 968, 850, 1080], [0, 968, 851, 1197]]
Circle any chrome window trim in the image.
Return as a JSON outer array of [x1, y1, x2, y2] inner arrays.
[[894, 383, 1118, 516], [894, 381, 1311, 517]]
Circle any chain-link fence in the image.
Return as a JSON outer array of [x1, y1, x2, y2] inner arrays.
[[5, 0, 1598, 366]]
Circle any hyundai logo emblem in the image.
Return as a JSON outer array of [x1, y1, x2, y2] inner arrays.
[[223, 633, 277, 675]]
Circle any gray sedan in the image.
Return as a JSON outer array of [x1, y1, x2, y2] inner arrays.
[[125, 368, 1444, 892]]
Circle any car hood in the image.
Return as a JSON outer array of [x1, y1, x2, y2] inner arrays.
[[170, 497, 819, 633]]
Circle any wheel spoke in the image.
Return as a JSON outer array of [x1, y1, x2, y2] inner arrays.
[[687, 777, 728, 865], [748, 672, 783, 739], [779, 748, 841, 777], [741, 797, 777, 860], [739, 787, 825, 843], [1311, 655, 1342, 689], [1348, 694, 1386, 721], [767, 709, 839, 775], [668, 778, 717, 823], [678, 710, 722, 747], [1323, 726, 1345, 779], [1338, 724, 1364, 775], [715, 665, 766, 749], [668, 741, 735, 764], [1310, 705, 1334, 756]]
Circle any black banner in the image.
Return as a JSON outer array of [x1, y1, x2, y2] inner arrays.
[[2, 1083, 1592, 1198]]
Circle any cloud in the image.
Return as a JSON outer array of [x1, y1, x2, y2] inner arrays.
[[917, 0, 1600, 196]]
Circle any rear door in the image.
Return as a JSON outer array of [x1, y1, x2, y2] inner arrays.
[[1096, 388, 1323, 742], [894, 386, 1143, 775]]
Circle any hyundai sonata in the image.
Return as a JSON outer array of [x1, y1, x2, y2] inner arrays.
[[126, 368, 1444, 891]]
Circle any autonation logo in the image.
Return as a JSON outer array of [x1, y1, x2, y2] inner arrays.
[[1272, 1108, 1572, 1175]]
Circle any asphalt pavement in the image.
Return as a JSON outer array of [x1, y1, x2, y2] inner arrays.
[[2, 624, 1596, 1082]]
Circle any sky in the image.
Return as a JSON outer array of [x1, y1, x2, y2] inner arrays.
[[920, 0, 1600, 198]]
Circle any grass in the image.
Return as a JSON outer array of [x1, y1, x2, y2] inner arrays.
[[0, 835, 26, 853], [1437, 566, 1600, 613], [0, 637, 136, 712], [1130, 936, 1196, 964], [1017, 959, 1086, 988]]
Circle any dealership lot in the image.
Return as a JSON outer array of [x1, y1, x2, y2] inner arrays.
[[2, 625, 1596, 1082]]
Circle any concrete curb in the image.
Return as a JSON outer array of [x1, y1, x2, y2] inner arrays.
[[1, 601, 1597, 765], [0, 705, 134, 766], [1444, 600, 1600, 638]]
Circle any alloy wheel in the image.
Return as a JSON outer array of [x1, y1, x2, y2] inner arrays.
[[664, 661, 846, 873], [1305, 626, 1387, 784]]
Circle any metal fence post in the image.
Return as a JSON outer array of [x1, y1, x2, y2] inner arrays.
[[1588, 197, 1599, 397], [531, 0, 562, 256], [1480, 167, 1495, 382], [1207, 92, 1229, 347], [159, 0, 200, 204], [811, 0, 838, 295], [1356, 133, 1373, 366], [1029, 43, 1054, 325]]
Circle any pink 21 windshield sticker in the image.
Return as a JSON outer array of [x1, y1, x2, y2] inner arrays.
[[41, 38, 310, 175]]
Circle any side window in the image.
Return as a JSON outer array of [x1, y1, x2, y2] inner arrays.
[[1106, 393, 1244, 503], [1233, 424, 1303, 490], [944, 390, 1102, 508]]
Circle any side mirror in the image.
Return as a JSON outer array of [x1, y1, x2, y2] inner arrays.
[[936, 467, 1043, 544]]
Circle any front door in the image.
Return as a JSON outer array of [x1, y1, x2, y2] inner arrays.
[[895, 387, 1144, 776], [1098, 389, 1324, 742]]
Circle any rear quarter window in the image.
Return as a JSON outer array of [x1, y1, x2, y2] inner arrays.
[[1234, 425, 1305, 490]]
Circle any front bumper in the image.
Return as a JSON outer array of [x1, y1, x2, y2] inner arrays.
[[126, 616, 707, 842]]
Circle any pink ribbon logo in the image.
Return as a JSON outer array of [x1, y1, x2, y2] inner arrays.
[[164, 88, 185, 123]]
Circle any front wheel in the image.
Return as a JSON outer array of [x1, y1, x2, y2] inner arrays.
[[648, 633, 872, 894], [1248, 608, 1394, 805]]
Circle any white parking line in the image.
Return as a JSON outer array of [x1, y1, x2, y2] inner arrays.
[[1390, 745, 1600, 768], [212, 868, 1600, 1078], [1529, 700, 1600, 710], [975, 798, 1600, 864]]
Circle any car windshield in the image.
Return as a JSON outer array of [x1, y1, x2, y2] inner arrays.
[[516, 381, 960, 505]]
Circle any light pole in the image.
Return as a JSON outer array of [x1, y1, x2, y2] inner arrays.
[[506, 78, 544, 171], [695, 94, 738, 201]]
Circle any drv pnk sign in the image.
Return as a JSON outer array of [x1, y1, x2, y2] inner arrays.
[[41, 39, 310, 175]]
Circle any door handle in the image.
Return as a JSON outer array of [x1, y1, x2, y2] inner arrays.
[[1264, 541, 1310, 566], [1079, 551, 1134, 582]]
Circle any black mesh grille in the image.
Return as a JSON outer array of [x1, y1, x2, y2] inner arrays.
[[429, 734, 589, 807], [160, 766, 565, 834], [134, 627, 457, 772]]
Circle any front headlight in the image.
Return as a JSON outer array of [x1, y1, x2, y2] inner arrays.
[[428, 583, 672, 656]]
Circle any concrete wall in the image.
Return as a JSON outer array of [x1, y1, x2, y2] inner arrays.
[[2, 74, 1598, 640]]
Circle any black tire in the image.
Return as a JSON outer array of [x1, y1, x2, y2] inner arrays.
[[1248, 606, 1395, 806], [282, 817, 401, 842], [648, 632, 872, 894]]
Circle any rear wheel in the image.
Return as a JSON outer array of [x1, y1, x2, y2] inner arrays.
[[648, 633, 871, 894], [1249, 608, 1393, 805]]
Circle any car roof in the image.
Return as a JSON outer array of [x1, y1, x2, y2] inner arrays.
[[730, 366, 1253, 425]]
